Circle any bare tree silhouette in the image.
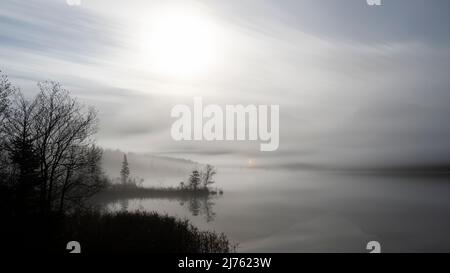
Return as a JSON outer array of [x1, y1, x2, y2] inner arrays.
[[1, 76, 106, 215], [201, 164, 217, 189]]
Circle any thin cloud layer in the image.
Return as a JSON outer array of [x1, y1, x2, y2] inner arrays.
[[1, 0, 450, 168]]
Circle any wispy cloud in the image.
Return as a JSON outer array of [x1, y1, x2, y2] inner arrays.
[[1, 0, 450, 168]]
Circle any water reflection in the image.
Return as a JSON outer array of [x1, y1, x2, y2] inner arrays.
[[118, 199, 129, 211], [93, 169, 450, 252], [104, 194, 219, 222], [179, 195, 217, 222]]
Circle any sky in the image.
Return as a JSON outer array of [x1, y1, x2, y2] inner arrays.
[[1, 0, 450, 169]]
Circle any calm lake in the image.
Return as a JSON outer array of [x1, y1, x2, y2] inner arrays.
[[106, 168, 450, 252]]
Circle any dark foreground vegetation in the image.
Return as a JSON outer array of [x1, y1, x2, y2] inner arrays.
[[1, 210, 233, 253], [65, 211, 233, 253], [0, 71, 234, 253]]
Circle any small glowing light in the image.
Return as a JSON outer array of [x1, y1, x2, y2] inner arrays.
[[248, 159, 255, 166]]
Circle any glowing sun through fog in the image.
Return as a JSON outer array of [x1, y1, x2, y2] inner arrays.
[[138, 7, 222, 78]]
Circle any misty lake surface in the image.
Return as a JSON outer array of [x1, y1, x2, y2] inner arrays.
[[106, 168, 450, 252]]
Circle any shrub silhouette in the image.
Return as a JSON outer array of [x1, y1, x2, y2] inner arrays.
[[59, 211, 235, 253]]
